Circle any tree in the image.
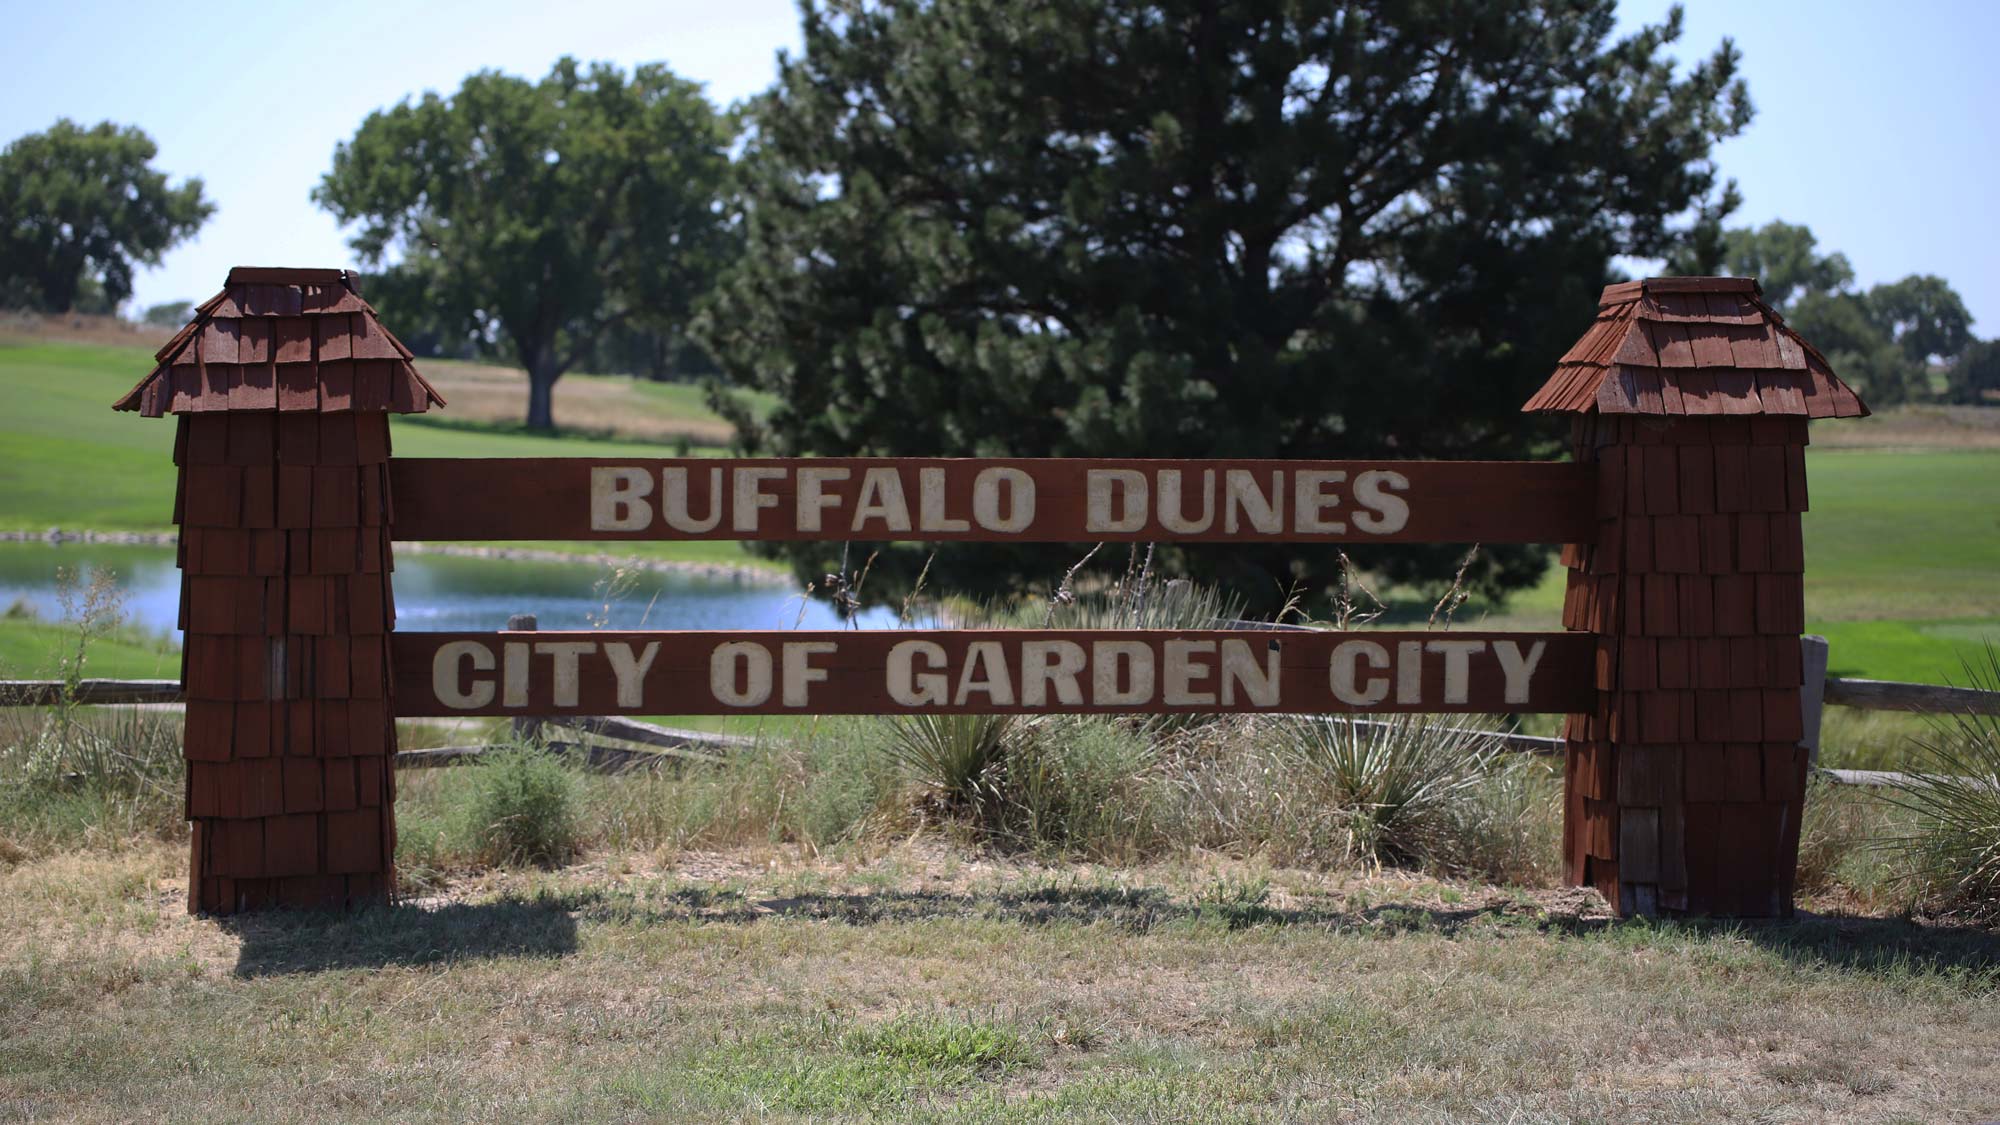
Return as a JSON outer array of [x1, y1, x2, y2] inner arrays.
[[142, 300, 193, 327], [0, 120, 212, 313], [1710, 220, 1852, 308], [1714, 221, 1977, 405], [1950, 338, 2000, 405], [697, 0, 1751, 609], [314, 59, 735, 431]]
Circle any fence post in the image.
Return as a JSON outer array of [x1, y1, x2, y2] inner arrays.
[[507, 613, 542, 745], [1524, 276, 1867, 916], [114, 267, 444, 914], [1799, 635, 1830, 768]]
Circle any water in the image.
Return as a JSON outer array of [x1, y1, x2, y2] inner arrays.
[[0, 542, 899, 640]]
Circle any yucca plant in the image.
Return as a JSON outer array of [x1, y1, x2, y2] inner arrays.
[[1270, 713, 1505, 869], [1881, 645, 2000, 923], [884, 712, 1022, 813]]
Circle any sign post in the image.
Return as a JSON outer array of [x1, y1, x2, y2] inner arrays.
[[1525, 276, 1867, 915], [116, 267, 444, 914]]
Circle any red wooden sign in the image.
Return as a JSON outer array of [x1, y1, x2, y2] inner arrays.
[[387, 458, 1594, 543], [391, 629, 1594, 717]]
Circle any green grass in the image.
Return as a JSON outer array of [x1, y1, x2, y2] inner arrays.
[[0, 616, 178, 680], [1802, 449, 2000, 623], [0, 341, 773, 570]]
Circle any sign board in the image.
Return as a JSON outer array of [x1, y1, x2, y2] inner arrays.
[[391, 629, 1594, 717], [388, 458, 1594, 543]]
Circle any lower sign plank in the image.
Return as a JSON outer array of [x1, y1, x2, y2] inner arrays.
[[390, 630, 1594, 717]]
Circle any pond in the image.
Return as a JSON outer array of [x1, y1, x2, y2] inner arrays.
[[0, 541, 899, 641]]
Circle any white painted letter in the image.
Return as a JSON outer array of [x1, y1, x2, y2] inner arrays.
[[1163, 639, 1217, 706], [1223, 470, 1282, 534], [887, 640, 948, 706], [796, 467, 850, 532], [918, 467, 969, 532], [604, 641, 661, 708], [972, 467, 1034, 533], [433, 641, 495, 709], [1493, 640, 1547, 706], [591, 467, 653, 531], [953, 641, 1015, 705], [783, 641, 837, 707], [1330, 640, 1389, 706], [732, 467, 787, 533], [1397, 640, 1423, 705], [1092, 641, 1155, 705], [711, 641, 772, 707], [535, 641, 596, 708], [503, 641, 530, 708], [1294, 470, 1347, 534], [1353, 469, 1410, 535], [1086, 470, 1148, 533], [1219, 639, 1280, 707], [661, 467, 723, 533], [1425, 640, 1487, 705], [1021, 640, 1086, 707], [1157, 469, 1216, 534], [852, 468, 913, 533]]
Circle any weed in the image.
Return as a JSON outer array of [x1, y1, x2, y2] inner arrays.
[[462, 749, 583, 868], [1881, 645, 2000, 922]]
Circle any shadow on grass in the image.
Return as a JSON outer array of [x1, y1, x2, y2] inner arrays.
[[223, 895, 579, 977], [549, 882, 2000, 979]]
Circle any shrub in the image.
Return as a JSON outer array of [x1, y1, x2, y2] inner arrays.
[[1266, 714, 1507, 870], [995, 718, 1160, 858], [463, 749, 582, 868], [1882, 646, 2000, 922], [1430, 752, 1564, 887], [883, 712, 1020, 813]]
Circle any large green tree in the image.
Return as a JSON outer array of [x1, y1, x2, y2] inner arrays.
[[698, 0, 1752, 608], [1714, 221, 1976, 405], [0, 120, 212, 313], [315, 58, 735, 431]]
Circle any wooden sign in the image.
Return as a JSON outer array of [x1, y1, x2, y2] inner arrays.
[[387, 458, 1594, 543], [390, 629, 1594, 717]]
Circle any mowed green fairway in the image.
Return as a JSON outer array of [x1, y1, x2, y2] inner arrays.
[[2, 338, 1996, 681], [0, 340, 764, 569], [1802, 450, 2000, 682]]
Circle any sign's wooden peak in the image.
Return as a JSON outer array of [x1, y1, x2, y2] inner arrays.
[[1524, 276, 1868, 419], [112, 267, 446, 418]]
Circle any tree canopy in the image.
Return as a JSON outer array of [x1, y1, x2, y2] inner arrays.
[[0, 120, 212, 313], [697, 0, 1753, 609], [1714, 220, 1978, 405], [314, 58, 736, 431]]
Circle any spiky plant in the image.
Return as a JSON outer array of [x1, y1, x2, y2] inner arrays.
[[1270, 713, 1506, 869], [1882, 645, 2000, 922], [884, 712, 1022, 813]]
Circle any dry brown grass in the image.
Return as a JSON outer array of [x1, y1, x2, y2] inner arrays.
[[413, 358, 742, 446], [3, 838, 1996, 1123], [0, 310, 164, 349], [1811, 404, 2000, 449]]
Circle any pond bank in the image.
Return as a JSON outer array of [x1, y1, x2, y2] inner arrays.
[[0, 528, 789, 585]]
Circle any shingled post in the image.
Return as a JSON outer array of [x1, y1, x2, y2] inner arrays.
[[115, 267, 445, 914], [1525, 276, 1867, 917]]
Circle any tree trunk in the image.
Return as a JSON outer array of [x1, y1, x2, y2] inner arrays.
[[526, 363, 559, 432]]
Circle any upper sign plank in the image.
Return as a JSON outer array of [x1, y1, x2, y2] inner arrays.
[[387, 458, 1594, 543]]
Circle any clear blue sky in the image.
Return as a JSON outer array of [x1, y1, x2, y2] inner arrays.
[[4, 1, 1996, 331]]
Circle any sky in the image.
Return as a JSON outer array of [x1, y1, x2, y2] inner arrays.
[[3, 0, 1996, 330]]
